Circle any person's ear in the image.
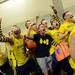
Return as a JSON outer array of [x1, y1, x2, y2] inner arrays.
[[64, 16, 66, 20]]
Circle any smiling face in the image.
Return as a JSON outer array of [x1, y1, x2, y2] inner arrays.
[[12, 25, 21, 38]]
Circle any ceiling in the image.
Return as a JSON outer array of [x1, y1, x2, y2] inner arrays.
[[0, 0, 8, 4]]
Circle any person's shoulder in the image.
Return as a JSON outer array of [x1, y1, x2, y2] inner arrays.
[[61, 21, 70, 27], [60, 21, 68, 27], [20, 34, 24, 39], [46, 30, 52, 34], [45, 34, 52, 38], [46, 34, 53, 39], [60, 24, 65, 28], [34, 33, 40, 37], [31, 30, 37, 35]]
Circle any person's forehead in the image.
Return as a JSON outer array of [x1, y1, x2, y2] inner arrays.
[[53, 20, 59, 24], [12, 27, 19, 31], [66, 12, 73, 15], [39, 24, 44, 28], [27, 21, 31, 24], [42, 20, 47, 23], [53, 20, 57, 23]]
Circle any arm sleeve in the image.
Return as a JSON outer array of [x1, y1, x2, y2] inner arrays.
[[33, 34, 37, 42], [59, 25, 65, 33], [0, 36, 8, 42]]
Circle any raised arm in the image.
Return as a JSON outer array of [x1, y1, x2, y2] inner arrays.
[[0, 18, 14, 44]]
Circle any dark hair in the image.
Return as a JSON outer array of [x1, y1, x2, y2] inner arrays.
[[41, 19, 46, 24], [62, 11, 69, 20], [48, 26, 54, 30], [50, 19, 55, 25], [50, 19, 60, 28], [32, 23, 36, 26], [38, 23, 44, 29], [25, 20, 30, 29], [12, 25, 18, 27]]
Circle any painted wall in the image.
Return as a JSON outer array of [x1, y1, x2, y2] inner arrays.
[[0, 0, 75, 33], [0, 0, 53, 28], [61, 0, 75, 13]]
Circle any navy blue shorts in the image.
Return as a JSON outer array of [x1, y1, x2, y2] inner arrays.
[[16, 58, 38, 75], [0, 59, 13, 75]]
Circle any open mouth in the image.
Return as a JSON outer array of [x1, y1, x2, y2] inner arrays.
[[14, 31, 19, 35], [56, 23, 59, 26], [43, 29, 45, 31]]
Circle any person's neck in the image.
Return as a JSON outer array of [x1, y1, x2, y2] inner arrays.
[[39, 32, 45, 36], [65, 20, 72, 23], [15, 35, 21, 39], [55, 28, 59, 30]]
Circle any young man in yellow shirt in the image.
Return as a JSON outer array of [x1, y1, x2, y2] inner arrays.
[[0, 19, 37, 75], [9, 25, 39, 75], [59, 11, 75, 36], [49, 19, 73, 75], [58, 11, 75, 70]]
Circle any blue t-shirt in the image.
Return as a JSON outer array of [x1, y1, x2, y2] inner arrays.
[[33, 34, 53, 57]]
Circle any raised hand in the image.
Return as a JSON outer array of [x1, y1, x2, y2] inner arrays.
[[50, 5, 57, 15]]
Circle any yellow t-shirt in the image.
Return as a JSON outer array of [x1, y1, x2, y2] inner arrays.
[[69, 58, 75, 69], [24, 30, 36, 37], [46, 29, 60, 55], [59, 22, 75, 34], [6, 43, 17, 68], [7, 36, 28, 67], [46, 29, 60, 43], [59, 22, 75, 69], [13, 36, 29, 67]]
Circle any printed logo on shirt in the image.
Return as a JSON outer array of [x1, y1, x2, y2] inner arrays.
[[39, 38, 49, 45]]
